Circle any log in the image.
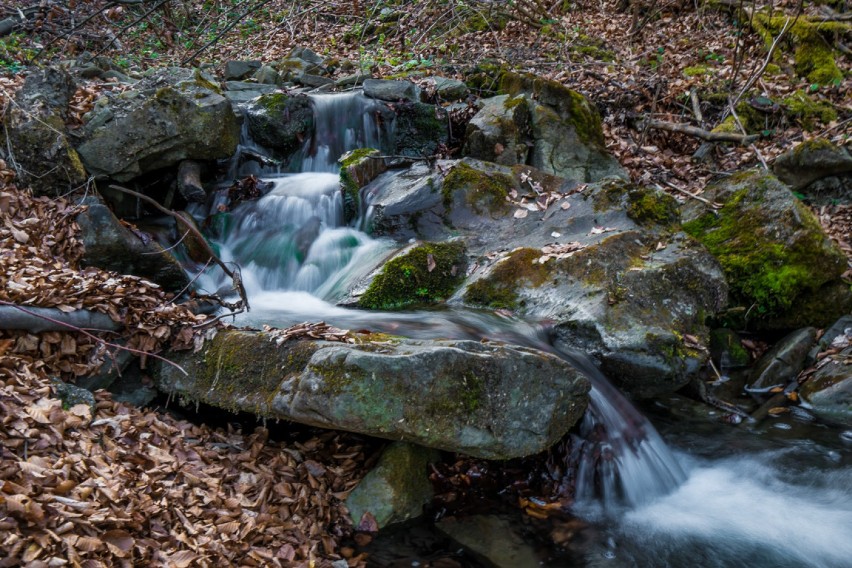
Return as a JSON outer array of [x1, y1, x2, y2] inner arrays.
[[642, 118, 759, 144], [177, 160, 207, 203], [0, 305, 121, 333]]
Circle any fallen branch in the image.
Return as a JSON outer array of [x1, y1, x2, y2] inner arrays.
[[661, 181, 721, 209], [642, 118, 759, 144], [109, 184, 250, 312], [0, 305, 121, 333], [0, 300, 188, 376]]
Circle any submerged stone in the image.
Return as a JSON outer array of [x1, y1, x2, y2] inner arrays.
[[154, 330, 591, 459]]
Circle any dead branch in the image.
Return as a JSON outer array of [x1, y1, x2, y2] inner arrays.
[[0, 305, 121, 333], [109, 184, 251, 312], [641, 118, 759, 144], [0, 300, 188, 376]]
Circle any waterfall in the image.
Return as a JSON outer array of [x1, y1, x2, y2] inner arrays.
[[200, 89, 687, 512]]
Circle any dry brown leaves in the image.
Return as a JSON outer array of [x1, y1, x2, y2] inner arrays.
[[815, 203, 852, 278], [0, 354, 371, 567], [263, 322, 354, 346]]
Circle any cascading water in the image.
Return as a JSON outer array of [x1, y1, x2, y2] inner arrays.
[[192, 90, 852, 566], [200, 89, 687, 512]]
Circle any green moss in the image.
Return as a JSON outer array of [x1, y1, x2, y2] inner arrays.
[[308, 357, 369, 396], [424, 371, 486, 417], [683, 173, 845, 318], [359, 241, 467, 310], [463, 248, 552, 310], [683, 65, 713, 77], [442, 162, 515, 215], [339, 148, 379, 224], [593, 181, 679, 226], [783, 91, 838, 130], [340, 147, 378, 168], [502, 94, 526, 111]]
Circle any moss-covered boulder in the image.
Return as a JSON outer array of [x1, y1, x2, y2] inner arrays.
[[498, 72, 626, 182], [154, 330, 591, 459], [346, 442, 440, 529], [357, 241, 467, 310], [76, 68, 240, 182], [682, 170, 851, 329], [244, 92, 313, 158], [463, 94, 532, 166], [4, 67, 88, 197], [390, 101, 449, 158]]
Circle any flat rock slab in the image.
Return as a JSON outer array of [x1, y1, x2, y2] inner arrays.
[[154, 330, 590, 459]]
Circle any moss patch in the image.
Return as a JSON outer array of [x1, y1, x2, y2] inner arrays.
[[359, 241, 467, 310], [683, 172, 847, 319], [464, 248, 552, 310], [442, 162, 515, 215], [593, 180, 679, 227], [783, 91, 838, 130]]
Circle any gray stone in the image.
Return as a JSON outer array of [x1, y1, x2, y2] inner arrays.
[[500, 72, 626, 182], [252, 64, 279, 85], [430, 76, 469, 101], [340, 148, 388, 224], [357, 160, 727, 398], [244, 92, 313, 157], [436, 515, 541, 568], [4, 67, 88, 197], [336, 72, 369, 88], [76, 194, 190, 292], [224, 60, 261, 81], [153, 330, 591, 459], [223, 81, 279, 104], [773, 138, 852, 191], [297, 74, 334, 88], [363, 79, 421, 102], [463, 94, 531, 166], [51, 379, 96, 410], [346, 442, 439, 529], [390, 102, 448, 157], [289, 46, 324, 67], [800, 346, 852, 427], [75, 68, 240, 182], [749, 327, 817, 389]]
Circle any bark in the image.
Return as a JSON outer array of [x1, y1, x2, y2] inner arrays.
[[0, 305, 121, 333]]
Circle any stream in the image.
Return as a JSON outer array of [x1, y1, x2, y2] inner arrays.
[[187, 91, 852, 567]]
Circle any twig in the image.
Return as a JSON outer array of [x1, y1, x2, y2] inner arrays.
[[0, 300, 188, 376], [193, 308, 245, 329], [109, 184, 250, 312], [661, 180, 721, 209], [642, 118, 759, 144], [181, 0, 274, 64]]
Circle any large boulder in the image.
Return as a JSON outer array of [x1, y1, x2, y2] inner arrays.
[[153, 330, 591, 459], [4, 67, 88, 196], [773, 138, 852, 192], [356, 159, 728, 398], [800, 346, 852, 427], [497, 72, 626, 182], [682, 170, 852, 330], [463, 94, 532, 167], [75, 68, 240, 182]]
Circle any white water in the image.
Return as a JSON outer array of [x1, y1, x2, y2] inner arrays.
[[194, 90, 852, 564]]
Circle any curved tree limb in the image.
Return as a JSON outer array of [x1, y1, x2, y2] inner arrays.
[[109, 184, 250, 312], [641, 118, 759, 144], [0, 305, 121, 333]]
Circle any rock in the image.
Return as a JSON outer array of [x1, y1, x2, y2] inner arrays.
[[4, 67, 88, 196], [289, 46, 324, 67], [51, 379, 96, 411], [749, 327, 817, 389], [390, 102, 448, 157], [339, 148, 387, 224], [76, 347, 134, 392], [363, 78, 421, 102], [435, 515, 541, 568], [819, 315, 852, 350], [297, 73, 334, 88], [463, 94, 532, 167], [356, 241, 467, 310], [75, 68, 240, 182], [357, 160, 727, 397], [800, 346, 852, 427], [429, 76, 469, 101], [177, 160, 206, 203], [76, 194, 190, 292], [335, 72, 368, 88], [244, 92, 314, 158], [682, 170, 852, 330], [222, 81, 279, 104], [499, 72, 626, 182], [346, 442, 439, 529], [773, 138, 852, 191], [224, 60, 261, 81], [153, 330, 591, 459], [252, 64, 279, 85]]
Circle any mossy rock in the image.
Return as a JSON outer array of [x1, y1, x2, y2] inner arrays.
[[464, 248, 552, 310], [391, 102, 449, 157], [358, 241, 468, 310], [592, 180, 680, 227], [682, 170, 850, 328], [782, 91, 838, 130], [442, 160, 516, 216], [339, 148, 386, 224], [245, 92, 314, 158]]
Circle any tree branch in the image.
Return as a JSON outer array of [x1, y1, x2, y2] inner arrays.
[[641, 118, 759, 143]]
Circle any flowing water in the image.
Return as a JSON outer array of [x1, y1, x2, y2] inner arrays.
[[192, 92, 852, 566]]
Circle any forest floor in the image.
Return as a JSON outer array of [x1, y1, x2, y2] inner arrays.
[[0, 0, 850, 565]]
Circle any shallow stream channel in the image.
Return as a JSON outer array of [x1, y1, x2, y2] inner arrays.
[[177, 90, 852, 567]]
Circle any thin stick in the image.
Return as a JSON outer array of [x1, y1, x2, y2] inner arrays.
[[109, 184, 250, 312], [661, 180, 721, 209]]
